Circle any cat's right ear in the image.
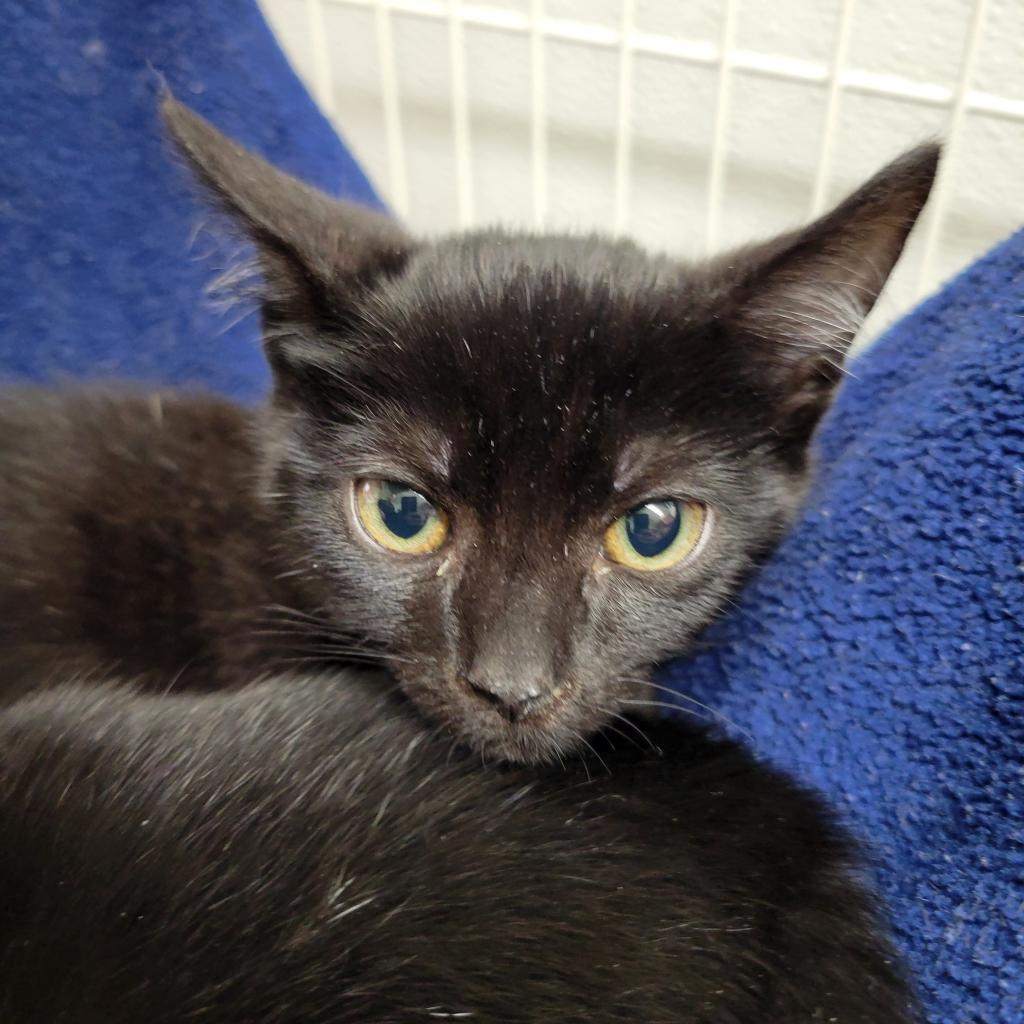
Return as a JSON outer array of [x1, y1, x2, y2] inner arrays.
[[161, 94, 414, 381], [711, 143, 939, 447]]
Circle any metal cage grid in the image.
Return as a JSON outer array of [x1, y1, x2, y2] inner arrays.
[[288, 0, 1017, 307]]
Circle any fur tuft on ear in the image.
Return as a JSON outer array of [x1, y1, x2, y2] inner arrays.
[[161, 94, 414, 379], [719, 143, 940, 442]]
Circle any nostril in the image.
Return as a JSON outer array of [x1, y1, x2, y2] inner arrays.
[[466, 680, 546, 723], [467, 679, 503, 707]]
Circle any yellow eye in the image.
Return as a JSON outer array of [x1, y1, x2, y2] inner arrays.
[[603, 499, 707, 571], [354, 479, 449, 555]]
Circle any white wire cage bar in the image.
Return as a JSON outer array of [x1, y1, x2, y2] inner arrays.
[[283, 0, 1022, 327], [528, 0, 547, 229], [321, 0, 1023, 120], [373, 0, 410, 217]]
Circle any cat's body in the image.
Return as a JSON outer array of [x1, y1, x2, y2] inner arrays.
[[0, 98, 940, 761], [0, 387, 301, 698], [0, 670, 915, 1023]]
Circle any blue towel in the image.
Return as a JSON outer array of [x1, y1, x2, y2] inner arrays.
[[665, 233, 1024, 1021], [0, 0, 379, 400], [1, 2, 1019, 1021]]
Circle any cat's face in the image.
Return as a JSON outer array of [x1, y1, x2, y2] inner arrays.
[[262, 237, 815, 761], [165, 98, 937, 762]]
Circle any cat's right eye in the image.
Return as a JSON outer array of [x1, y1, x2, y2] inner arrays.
[[603, 498, 707, 571], [354, 479, 449, 555]]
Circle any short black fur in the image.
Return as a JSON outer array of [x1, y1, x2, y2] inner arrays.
[[0, 673, 917, 1023]]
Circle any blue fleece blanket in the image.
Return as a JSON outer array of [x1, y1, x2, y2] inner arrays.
[[1, 2, 1019, 1022], [0, 0, 379, 399]]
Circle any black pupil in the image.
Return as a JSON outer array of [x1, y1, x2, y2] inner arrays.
[[377, 483, 434, 539], [626, 500, 681, 557]]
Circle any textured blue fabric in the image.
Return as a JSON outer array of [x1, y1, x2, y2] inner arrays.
[[0, 0, 381, 400], [665, 231, 1024, 1022]]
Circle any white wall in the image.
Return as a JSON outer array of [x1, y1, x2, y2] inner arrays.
[[259, 0, 1024, 346]]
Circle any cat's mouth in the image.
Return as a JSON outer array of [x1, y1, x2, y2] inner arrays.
[[463, 678, 570, 725], [396, 668, 639, 764]]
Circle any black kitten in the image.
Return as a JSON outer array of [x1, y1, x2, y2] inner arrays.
[[0, 98, 938, 760], [0, 672, 916, 1023]]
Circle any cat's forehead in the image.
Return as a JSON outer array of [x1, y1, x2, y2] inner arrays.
[[356, 231, 754, 413], [335, 236, 756, 517], [358, 231, 716, 386], [394, 231, 688, 318]]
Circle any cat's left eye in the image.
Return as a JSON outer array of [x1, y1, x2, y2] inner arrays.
[[603, 498, 707, 571], [354, 479, 449, 555]]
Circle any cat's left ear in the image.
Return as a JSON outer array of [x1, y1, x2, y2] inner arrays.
[[161, 94, 415, 381], [719, 144, 939, 443]]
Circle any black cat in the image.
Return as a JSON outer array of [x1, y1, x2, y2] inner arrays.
[[0, 672, 916, 1023], [0, 98, 938, 761]]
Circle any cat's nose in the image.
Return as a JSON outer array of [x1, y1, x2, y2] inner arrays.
[[466, 676, 548, 723]]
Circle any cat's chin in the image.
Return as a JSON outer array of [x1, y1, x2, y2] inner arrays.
[[456, 716, 596, 765], [465, 718, 588, 765]]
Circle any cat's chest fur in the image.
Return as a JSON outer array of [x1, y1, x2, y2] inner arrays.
[[0, 388, 308, 698]]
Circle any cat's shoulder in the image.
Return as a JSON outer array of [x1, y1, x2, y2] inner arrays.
[[0, 385, 262, 507], [0, 385, 256, 457], [0, 385, 277, 696]]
